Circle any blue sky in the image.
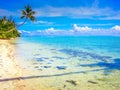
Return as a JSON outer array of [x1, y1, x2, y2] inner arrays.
[[0, 0, 120, 36]]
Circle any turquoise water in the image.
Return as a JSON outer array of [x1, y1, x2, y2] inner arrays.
[[14, 36, 120, 89], [19, 36, 120, 52], [16, 36, 120, 74]]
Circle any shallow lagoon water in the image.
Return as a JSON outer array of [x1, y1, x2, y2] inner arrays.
[[15, 36, 120, 90]]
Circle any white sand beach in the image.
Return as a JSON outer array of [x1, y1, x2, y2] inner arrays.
[[0, 40, 58, 90], [0, 39, 120, 90]]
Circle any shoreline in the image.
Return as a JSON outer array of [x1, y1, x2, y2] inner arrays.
[[0, 40, 56, 90], [0, 40, 24, 89], [0, 40, 20, 77], [0, 39, 120, 90]]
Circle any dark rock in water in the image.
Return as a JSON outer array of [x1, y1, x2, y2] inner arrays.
[[88, 80, 98, 84], [52, 51, 57, 54], [37, 69, 42, 71], [63, 85, 66, 88], [44, 66, 51, 68], [104, 70, 112, 75], [47, 62, 52, 64], [36, 58, 44, 62], [56, 66, 67, 70], [32, 63, 38, 65], [50, 49, 56, 51], [43, 57, 49, 59], [52, 56, 64, 60], [59, 49, 112, 61], [49, 60, 54, 62], [39, 63, 43, 65], [39, 49, 43, 50], [102, 56, 112, 59], [66, 80, 77, 86], [34, 66, 40, 68], [35, 57, 49, 62], [34, 54, 40, 56]]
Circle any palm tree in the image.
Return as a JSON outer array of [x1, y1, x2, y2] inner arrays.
[[19, 4, 35, 27], [4, 5, 35, 34], [0, 16, 20, 39]]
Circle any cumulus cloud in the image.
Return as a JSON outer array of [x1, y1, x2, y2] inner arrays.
[[111, 25, 120, 30], [73, 24, 92, 31], [46, 27, 54, 31], [19, 24, 120, 36], [37, 27, 60, 35], [37, 28, 55, 33], [45, 27, 55, 33], [44, 25, 92, 35]]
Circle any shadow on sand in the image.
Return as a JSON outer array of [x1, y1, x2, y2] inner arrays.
[[0, 68, 103, 82]]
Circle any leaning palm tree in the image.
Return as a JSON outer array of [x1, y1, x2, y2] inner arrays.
[[0, 5, 35, 39], [19, 4, 35, 27], [4, 5, 35, 34]]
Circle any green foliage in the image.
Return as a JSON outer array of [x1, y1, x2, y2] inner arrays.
[[19, 5, 36, 26], [0, 16, 20, 39], [0, 5, 35, 39], [21, 5, 35, 22]]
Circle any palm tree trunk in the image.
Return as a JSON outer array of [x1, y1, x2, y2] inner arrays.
[[4, 28, 16, 33], [17, 18, 27, 28]]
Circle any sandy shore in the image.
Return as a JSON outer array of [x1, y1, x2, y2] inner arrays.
[[0, 40, 57, 90], [0, 40, 120, 90]]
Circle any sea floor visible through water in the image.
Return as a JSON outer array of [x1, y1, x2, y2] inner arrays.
[[13, 36, 120, 90]]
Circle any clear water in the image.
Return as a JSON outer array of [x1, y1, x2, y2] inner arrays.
[[13, 36, 120, 89], [15, 36, 120, 74]]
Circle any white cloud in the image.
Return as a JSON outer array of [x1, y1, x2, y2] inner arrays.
[[34, 25, 106, 33], [34, 20, 53, 25], [1, 4, 120, 20], [34, 6, 120, 19], [19, 30, 31, 34], [36, 28, 55, 33], [73, 24, 92, 31], [0, 9, 18, 16], [111, 25, 120, 30], [34, 24, 94, 35], [19, 25, 120, 36], [46, 27, 55, 32]]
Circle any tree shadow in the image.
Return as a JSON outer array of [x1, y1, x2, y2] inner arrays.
[[59, 49, 112, 61], [0, 68, 103, 82], [1, 58, 119, 82]]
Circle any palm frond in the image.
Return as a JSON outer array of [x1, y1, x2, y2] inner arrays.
[[21, 16, 25, 19], [26, 5, 32, 13], [20, 5, 36, 25], [21, 10, 26, 15], [30, 16, 35, 22], [31, 11, 35, 14]]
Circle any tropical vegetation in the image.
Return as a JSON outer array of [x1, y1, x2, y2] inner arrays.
[[0, 5, 35, 39]]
